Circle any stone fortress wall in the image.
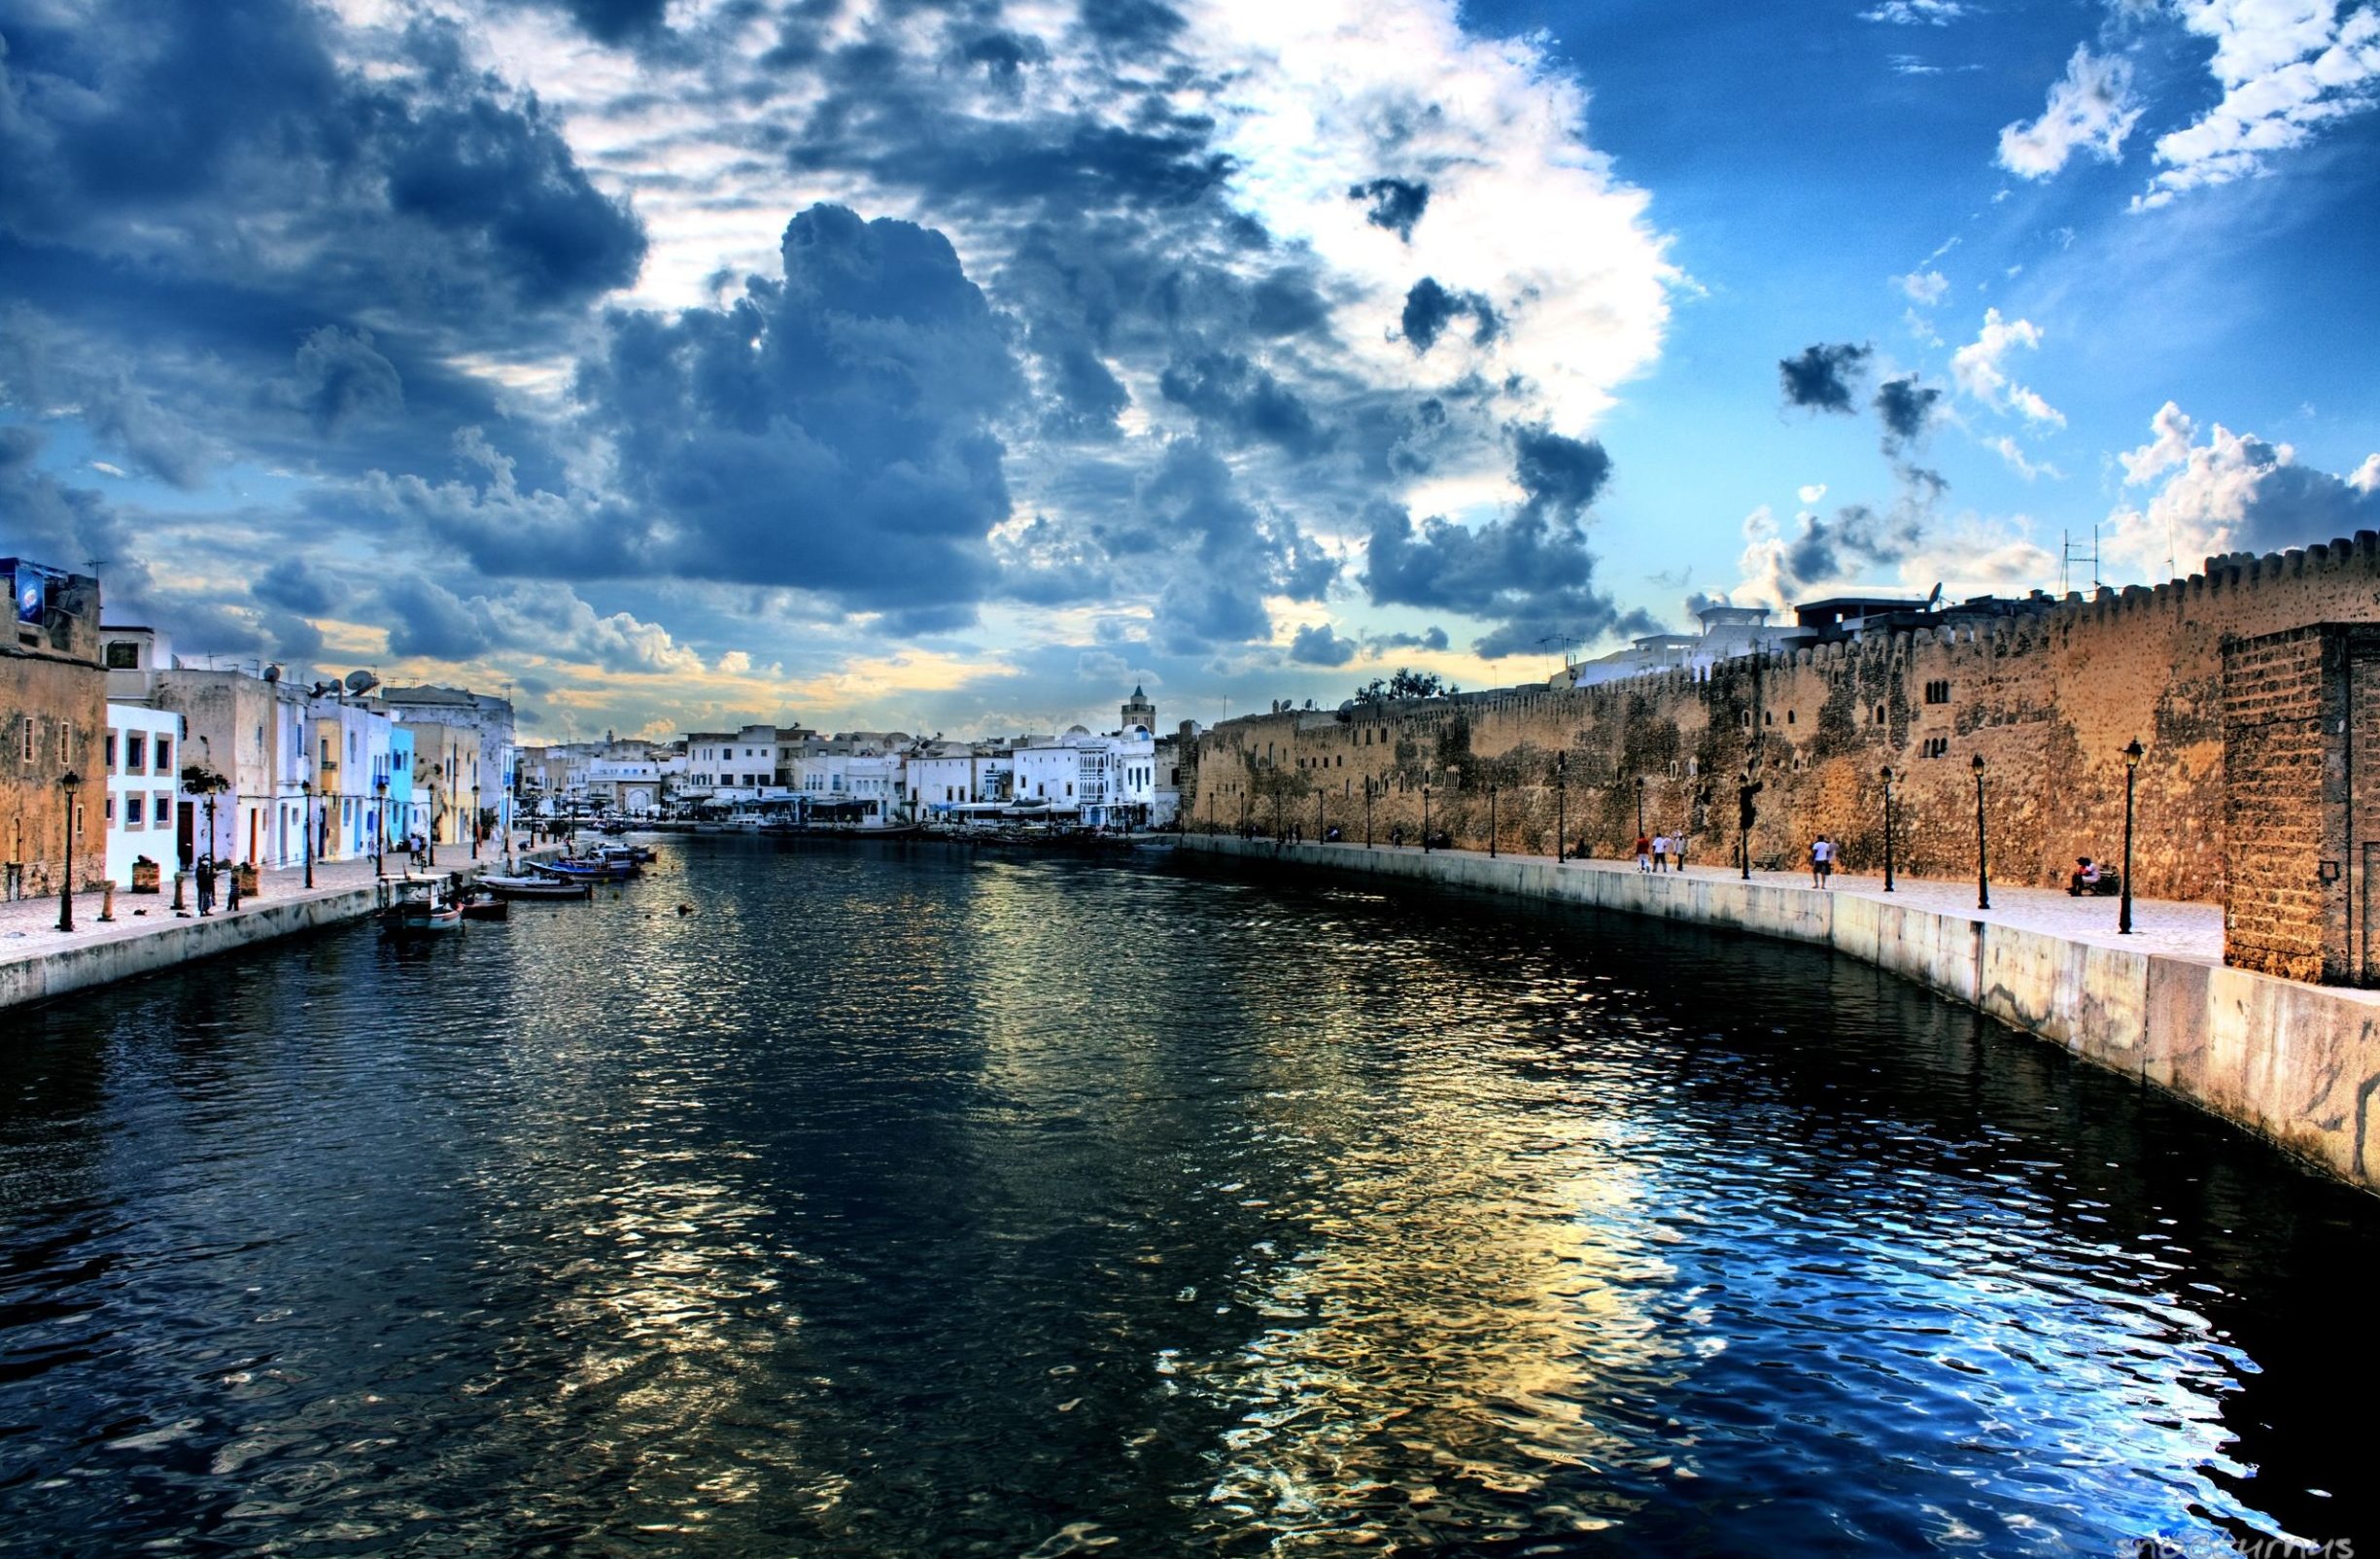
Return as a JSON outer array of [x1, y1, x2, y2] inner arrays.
[[1186, 535, 2380, 980]]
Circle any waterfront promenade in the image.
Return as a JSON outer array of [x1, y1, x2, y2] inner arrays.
[[1185, 833, 2380, 1197], [0, 837, 544, 1012]]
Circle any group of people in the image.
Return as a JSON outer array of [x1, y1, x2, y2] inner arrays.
[[190, 855, 241, 916], [1633, 833, 1686, 872]]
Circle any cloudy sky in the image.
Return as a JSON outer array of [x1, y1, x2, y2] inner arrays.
[[4, 0, 2377, 740]]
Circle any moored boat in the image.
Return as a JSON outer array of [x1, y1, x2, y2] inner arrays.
[[480, 873, 592, 901], [384, 878, 464, 934]]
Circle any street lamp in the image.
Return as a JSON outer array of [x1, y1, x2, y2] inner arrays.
[[55, 770, 80, 932], [1972, 752, 1989, 912], [1422, 783, 1432, 853], [1363, 778, 1373, 849], [1635, 774, 1645, 837], [302, 775, 315, 889], [1488, 783, 1499, 858], [2121, 739, 2144, 934], [375, 775, 389, 879], [428, 784, 439, 865], [1880, 764, 1896, 893], [1316, 789, 1325, 844], [471, 782, 482, 860], [1736, 768, 1759, 882], [1555, 751, 1568, 863]]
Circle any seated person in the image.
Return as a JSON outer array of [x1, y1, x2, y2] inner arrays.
[[2068, 856, 2101, 895]]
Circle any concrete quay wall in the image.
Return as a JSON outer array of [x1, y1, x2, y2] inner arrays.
[[0, 853, 549, 1016], [1180, 836, 2380, 1196]]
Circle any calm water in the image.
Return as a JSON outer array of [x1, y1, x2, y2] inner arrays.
[[1, 840, 2374, 1556]]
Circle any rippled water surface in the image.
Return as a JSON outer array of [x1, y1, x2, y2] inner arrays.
[[3, 839, 2376, 1556]]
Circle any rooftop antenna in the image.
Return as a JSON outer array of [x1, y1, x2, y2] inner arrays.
[[2059, 525, 2101, 596], [1536, 632, 1580, 673]]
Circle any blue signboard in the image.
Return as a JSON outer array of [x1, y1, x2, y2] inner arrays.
[[2, 559, 56, 624]]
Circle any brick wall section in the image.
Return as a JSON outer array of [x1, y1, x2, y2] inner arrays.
[[1188, 537, 2380, 956], [2220, 627, 2338, 982]]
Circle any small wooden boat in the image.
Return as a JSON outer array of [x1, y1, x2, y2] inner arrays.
[[458, 890, 509, 921], [534, 856, 638, 881], [385, 879, 463, 934], [481, 873, 592, 901]]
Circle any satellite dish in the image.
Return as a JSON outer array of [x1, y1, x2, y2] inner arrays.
[[310, 680, 337, 698], [262, 664, 282, 683], [344, 669, 379, 695], [1924, 582, 1944, 611]]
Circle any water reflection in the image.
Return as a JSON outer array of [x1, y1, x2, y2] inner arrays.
[[0, 840, 2372, 1555]]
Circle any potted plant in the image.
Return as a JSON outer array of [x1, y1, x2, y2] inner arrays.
[[131, 853, 161, 893]]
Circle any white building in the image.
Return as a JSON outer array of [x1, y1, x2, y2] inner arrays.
[[102, 702, 187, 886]]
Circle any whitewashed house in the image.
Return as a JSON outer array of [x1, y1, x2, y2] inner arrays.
[[102, 702, 186, 886]]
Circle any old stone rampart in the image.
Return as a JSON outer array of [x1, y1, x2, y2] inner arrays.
[[1189, 537, 2380, 905]]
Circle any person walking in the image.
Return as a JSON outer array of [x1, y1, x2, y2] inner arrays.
[[195, 855, 216, 917], [224, 864, 242, 913], [1636, 832, 1652, 872], [1811, 835, 1834, 889], [1651, 832, 1670, 873]]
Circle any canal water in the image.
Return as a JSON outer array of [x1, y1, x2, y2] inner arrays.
[[1, 840, 2373, 1556]]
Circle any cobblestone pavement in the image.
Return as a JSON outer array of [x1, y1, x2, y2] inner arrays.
[[0, 836, 538, 966], [1287, 841, 2225, 963]]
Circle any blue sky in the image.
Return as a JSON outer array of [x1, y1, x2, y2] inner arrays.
[[3, 0, 2376, 740]]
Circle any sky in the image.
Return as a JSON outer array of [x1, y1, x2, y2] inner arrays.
[[3, 0, 2377, 743]]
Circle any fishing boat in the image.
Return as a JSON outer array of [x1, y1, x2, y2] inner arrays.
[[384, 878, 464, 934], [534, 856, 638, 882], [480, 873, 592, 901], [458, 889, 509, 921]]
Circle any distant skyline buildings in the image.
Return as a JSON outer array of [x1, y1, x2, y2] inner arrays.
[[1, 0, 2374, 744]]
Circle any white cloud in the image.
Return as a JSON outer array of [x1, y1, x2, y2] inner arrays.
[[1997, 46, 2144, 178], [2118, 399, 2196, 484], [1860, 0, 1971, 22], [2104, 402, 2380, 575], [1798, 483, 1828, 504], [2137, 0, 2380, 207], [1896, 268, 1949, 304], [1985, 435, 2062, 481], [1951, 309, 2065, 426]]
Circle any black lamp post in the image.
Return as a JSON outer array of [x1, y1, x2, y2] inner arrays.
[[1971, 752, 1989, 912], [1272, 791, 1283, 843], [302, 776, 315, 889], [1555, 752, 1568, 863], [1363, 779, 1373, 849], [2121, 739, 2144, 934], [55, 770, 80, 932], [1880, 764, 1896, 893], [1316, 789, 1325, 844], [471, 782, 482, 860], [1487, 784, 1499, 858], [428, 785, 439, 866], [1422, 783, 1432, 853], [375, 775, 389, 879], [1737, 769, 1758, 882], [1635, 775, 1644, 837]]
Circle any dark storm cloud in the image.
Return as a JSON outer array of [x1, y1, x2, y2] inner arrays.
[[1348, 178, 1431, 241], [1158, 346, 1331, 456], [1779, 342, 1873, 414], [1289, 622, 1359, 667], [0, 1, 644, 329], [2228, 441, 2380, 550], [1875, 374, 1944, 453], [569, 204, 1020, 624], [1400, 278, 1500, 354], [254, 557, 347, 617], [1781, 502, 1925, 585], [548, 0, 672, 45], [1364, 427, 1644, 659], [271, 327, 404, 437], [1130, 440, 1333, 653], [1367, 626, 1450, 652], [382, 575, 498, 661]]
